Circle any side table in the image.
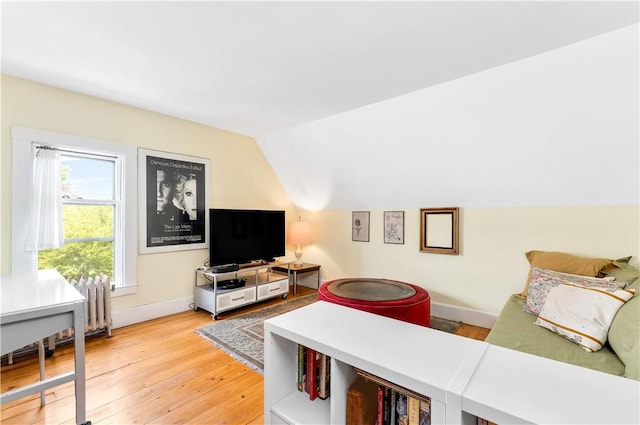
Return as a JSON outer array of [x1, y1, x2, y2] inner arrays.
[[273, 263, 321, 295]]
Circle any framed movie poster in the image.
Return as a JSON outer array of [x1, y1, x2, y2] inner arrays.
[[138, 148, 210, 254]]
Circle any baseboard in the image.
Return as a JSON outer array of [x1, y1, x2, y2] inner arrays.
[[110, 292, 497, 331], [430, 301, 497, 329], [111, 278, 322, 329], [290, 278, 497, 329], [111, 296, 194, 329], [294, 279, 497, 329]]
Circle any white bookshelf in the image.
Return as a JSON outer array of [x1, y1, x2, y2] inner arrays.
[[264, 301, 640, 425], [461, 344, 640, 424], [263, 301, 487, 425]]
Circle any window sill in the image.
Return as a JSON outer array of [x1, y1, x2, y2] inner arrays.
[[112, 284, 138, 297]]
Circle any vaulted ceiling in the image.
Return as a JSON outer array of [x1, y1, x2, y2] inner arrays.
[[2, 1, 638, 137]]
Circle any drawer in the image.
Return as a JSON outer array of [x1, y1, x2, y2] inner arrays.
[[216, 287, 256, 311], [257, 279, 288, 300]]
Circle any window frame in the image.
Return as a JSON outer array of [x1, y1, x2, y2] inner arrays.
[[54, 150, 120, 280], [11, 126, 137, 296]]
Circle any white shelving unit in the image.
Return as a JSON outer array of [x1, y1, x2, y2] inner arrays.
[[194, 261, 290, 319], [264, 301, 640, 425], [264, 301, 486, 425], [461, 344, 640, 425]]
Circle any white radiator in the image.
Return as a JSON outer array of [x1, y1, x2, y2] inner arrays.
[[5, 274, 113, 364], [52, 274, 113, 346]]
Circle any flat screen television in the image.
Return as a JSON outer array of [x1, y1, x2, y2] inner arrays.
[[208, 208, 285, 267]]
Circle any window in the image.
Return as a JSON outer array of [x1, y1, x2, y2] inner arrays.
[[38, 151, 123, 283], [11, 127, 137, 296]]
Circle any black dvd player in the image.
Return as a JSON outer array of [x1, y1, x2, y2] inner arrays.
[[214, 278, 246, 290], [210, 264, 240, 273]]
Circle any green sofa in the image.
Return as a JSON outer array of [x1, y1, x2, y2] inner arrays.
[[486, 260, 640, 380]]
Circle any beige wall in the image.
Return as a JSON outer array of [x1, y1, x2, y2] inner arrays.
[[2, 75, 638, 318], [258, 25, 639, 211], [1, 75, 295, 312], [299, 206, 639, 314]]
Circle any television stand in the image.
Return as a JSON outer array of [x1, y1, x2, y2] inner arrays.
[[194, 261, 291, 320]]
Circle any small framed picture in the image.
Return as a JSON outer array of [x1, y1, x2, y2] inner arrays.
[[420, 207, 459, 255], [383, 211, 404, 244], [352, 211, 370, 242]]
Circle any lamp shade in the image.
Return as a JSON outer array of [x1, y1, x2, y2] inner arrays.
[[289, 221, 312, 246]]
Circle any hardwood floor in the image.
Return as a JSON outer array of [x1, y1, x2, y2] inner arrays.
[[457, 323, 491, 341], [1, 287, 490, 424]]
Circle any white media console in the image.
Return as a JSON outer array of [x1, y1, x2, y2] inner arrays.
[[194, 261, 290, 320], [264, 301, 639, 425]]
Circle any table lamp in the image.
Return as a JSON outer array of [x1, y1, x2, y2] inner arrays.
[[289, 217, 312, 265]]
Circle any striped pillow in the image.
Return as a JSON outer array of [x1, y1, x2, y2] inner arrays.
[[535, 282, 635, 352]]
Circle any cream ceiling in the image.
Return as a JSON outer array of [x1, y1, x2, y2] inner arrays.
[[2, 1, 638, 137]]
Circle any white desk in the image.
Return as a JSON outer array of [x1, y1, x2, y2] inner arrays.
[[1, 269, 88, 425]]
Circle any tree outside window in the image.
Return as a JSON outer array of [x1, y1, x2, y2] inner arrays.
[[38, 153, 119, 281]]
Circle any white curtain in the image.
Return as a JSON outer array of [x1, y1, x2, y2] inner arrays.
[[25, 147, 64, 251]]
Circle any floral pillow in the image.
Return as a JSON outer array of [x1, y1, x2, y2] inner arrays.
[[535, 282, 635, 352], [524, 268, 626, 315], [519, 250, 615, 298]]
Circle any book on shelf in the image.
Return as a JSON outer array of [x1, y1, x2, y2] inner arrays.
[[395, 391, 408, 425], [418, 399, 431, 425], [346, 375, 378, 425], [377, 385, 384, 425], [353, 368, 432, 425], [390, 389, 397, 425], [408, 396, 420, 425], [297, 344, 332, 401], [384, 386, 393, 425], [297, 344, 305, 392], [383, 386, 394, 425], [318, 352, 331, 400], [305, 346, 319, 400], [389, 389, 398, 424], [354, 368, 432, 404]]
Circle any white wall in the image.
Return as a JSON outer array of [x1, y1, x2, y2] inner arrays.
[[258, 25, 639, 210], [257, 25, 640, 319]]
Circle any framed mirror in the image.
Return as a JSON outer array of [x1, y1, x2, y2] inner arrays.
[[420, 207, 459, 255]]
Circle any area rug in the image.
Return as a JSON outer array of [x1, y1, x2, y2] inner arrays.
[[195, 296, 461, 374], [195, 294, 318, 373]]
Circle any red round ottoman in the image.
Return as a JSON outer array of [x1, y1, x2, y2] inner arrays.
[[318, 278, 430, 327]]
